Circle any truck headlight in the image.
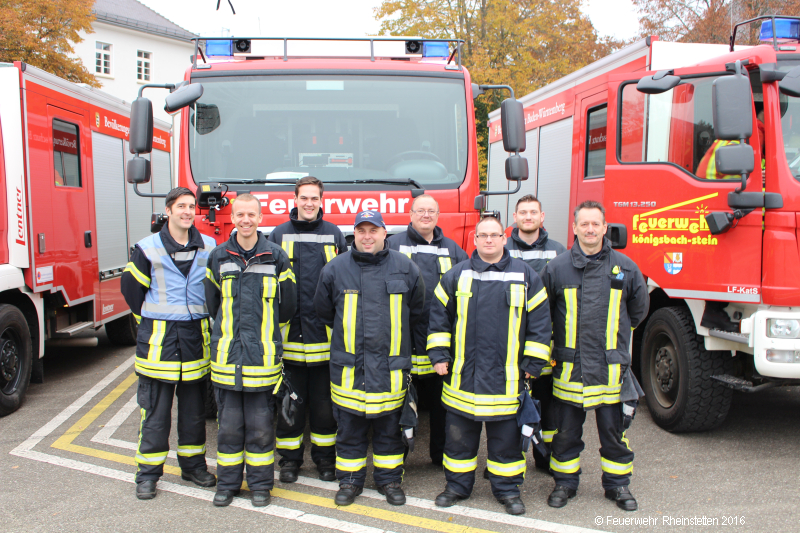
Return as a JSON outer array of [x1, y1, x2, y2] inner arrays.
[[767, 319, 800, 338]]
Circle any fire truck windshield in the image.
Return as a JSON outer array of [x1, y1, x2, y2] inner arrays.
[[187, 75, 468, 189], [779, 62, 800, 179]]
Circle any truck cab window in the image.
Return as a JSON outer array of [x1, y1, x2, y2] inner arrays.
[[53, 119, 81, 187], [585, 105, 607, 178]]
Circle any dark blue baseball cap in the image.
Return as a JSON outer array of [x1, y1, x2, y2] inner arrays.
[[354, 210, 385, 228]]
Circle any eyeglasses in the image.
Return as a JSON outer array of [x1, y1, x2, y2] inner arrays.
[[412, 209, 439, 216], [476, 233, 503, 241]]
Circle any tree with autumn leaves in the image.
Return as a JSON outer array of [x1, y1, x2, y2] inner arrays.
[[0, 0, 99, 87], [374, 0, 621, 183]]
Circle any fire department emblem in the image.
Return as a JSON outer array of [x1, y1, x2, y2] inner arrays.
[[664, 252, 683, 275], [361, 211, 375, 218]]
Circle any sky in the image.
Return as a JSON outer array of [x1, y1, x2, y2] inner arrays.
[[137, 0, 641, 42]]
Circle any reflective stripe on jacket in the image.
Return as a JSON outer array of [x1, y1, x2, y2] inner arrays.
[[269, 209, 348, 366], [204, 232, 297, 392], [540, 239, 649, 410], [314, 247, 426, 418], [387, 224, 468, 377], [426, 249, 552, 422], [696, 140, 739, 180]]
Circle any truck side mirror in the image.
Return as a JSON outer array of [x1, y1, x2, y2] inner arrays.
[[164, 83, 204, 113], [636, 70, 680, 94], [712, 64, 753, 140], [779, 66, 800, 97], [500, 98, 526, 153], [126, 155, 151, 184], [129, 97, 154, 154], [715, 143, 755, 175], [505, 155, 529, 181]]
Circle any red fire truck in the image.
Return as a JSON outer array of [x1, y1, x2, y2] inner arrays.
[[487, 16, 800, 432], [0, 62, 173, 415]]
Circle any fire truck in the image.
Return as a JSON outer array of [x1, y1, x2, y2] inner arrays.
[[486, 16, 800, 432], [0, 62, 173, 415]]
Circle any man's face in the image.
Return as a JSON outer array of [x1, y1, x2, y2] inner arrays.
[[473, 218, 506, 259], [354, 222, 387, 254], [295, 184, 322, 222], [410, 197, 439, 234], [513, 201, 544, 234], [573, 208, 607, 248], [166, 194, 196, 231], [232, 199, 263, 239]]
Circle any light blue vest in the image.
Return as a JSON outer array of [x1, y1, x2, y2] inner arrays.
[[139, 232, 216, 321]]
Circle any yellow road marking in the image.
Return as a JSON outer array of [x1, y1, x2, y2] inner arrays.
[[51, 373, 499, 533]]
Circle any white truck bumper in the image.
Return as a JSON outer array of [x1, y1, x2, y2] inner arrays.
[[741, 307, 800, 379]]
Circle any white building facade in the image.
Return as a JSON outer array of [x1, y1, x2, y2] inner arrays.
[[73, 0, 197, 122]]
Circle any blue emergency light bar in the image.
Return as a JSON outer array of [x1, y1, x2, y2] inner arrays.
[[760, 18, 800, 41], [422, 42, 450, 58], [205, 40, 233, 56]]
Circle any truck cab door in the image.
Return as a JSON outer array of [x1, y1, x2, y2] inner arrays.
[[605, 68, 763, 304]]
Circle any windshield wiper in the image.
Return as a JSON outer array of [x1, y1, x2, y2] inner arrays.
[[203, 178, 299, 184], [329, 178, 424, 189]]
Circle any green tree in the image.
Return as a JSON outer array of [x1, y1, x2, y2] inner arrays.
[[0, 0, 99, 87], [375, 0, 620, 185]]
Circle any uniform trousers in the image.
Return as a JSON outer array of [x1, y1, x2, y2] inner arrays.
[[442, 410, 525, 500], [413, 374, 446, 464], [333, 407, 404, 487], [135, 376, 207, 482], [215, 388, 276, 492], [549, 399, 634, 490], [275, 363, 337, 467], [529, 373, 555, 467]]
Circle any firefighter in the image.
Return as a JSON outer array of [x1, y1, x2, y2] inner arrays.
[[428, 216, 552, 516], [504, 194, 566, 472], [313, 210, 426, 507], [204, 193, 297, 507], [121, 187, 218, 501], [269, 176, 347, 483], [540, 200, 649, 511], [386, 194, 468, 466]]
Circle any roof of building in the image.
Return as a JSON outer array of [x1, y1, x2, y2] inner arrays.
[[93, 0, 197, 42]]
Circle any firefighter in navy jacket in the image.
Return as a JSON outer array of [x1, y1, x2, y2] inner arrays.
[[268, 177, 348, 483], [314, 210, 425, 507], [386, 194, 468, 466], [121, 187, 217, 501], [504, 195, 566, 471], [204, 194, 297, 508], [540, 201, 649, 512], [427, 216, 552, 516]]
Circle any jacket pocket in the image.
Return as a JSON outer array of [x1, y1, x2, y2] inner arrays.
[[386, 279, 409, 294], [137, 379, 153, 410], [553, 347, 576, 363], [262, 276, 277, 299], [220, 272, 239, 298], [386, 280, 407, 356], [388, 352, 411, 371], [605, 349, 630, 365], [506, 283, 526, 308], [437, 256, 453, 276]]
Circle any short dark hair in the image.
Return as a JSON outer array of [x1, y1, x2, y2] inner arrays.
[[476, 215, 504, 234], [295, 176, 324, 197], [515, 195, 542, 212], [165, 187, 195, 210], [573, 200, 605, 224]]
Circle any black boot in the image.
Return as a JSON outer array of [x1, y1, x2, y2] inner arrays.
[[605, 486, 638, 511], [334, 483, 363, 506], [483, 467, 489, 479], [181, 469, 217, 487], [317, 459, 336, 482], [377, 481, 406, 506], [213, 489, 240, 507], [435, 488, 467, 507], [499, 496, 526, 515], [252, 490, 271, 507], [547, 485, 577, 508], [279, 461, 300, 483], [136, 480, 157, 500]]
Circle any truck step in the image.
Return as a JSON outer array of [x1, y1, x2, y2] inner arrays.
[[711, 374, 786, 393], [708, 328, 750, 344], [54, 321, 94, 337]]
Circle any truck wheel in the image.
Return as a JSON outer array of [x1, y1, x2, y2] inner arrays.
[[640, 306, 733, 432], [0, 305, 33, 416], [205, 379, 217, 419], [105, 314, 138, 346]]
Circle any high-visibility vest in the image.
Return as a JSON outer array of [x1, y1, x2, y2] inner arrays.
[[696, 140, 740, 180]]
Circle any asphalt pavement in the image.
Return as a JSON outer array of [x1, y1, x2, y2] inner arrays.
[[2, 331, 799, 532]]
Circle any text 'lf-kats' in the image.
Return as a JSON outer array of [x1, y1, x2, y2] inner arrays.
[[0, 61, 171, 416], [487, 16, 800, 432]]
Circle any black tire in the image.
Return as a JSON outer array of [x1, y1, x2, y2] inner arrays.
[[105, 314, 138, 346], [0, 304, 33, 416], [205, 379, 217, 419], [640, 306, 733, 432]]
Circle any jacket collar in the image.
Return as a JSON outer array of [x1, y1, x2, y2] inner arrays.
[[570, 237, 612, 269], [470, 248, 511, 272], [224, 231, 273, 260], [289, 207, 324, 232], [160, 224, 204, 254], [405, 223, 444, 245], [510, 227, 549, 250], [352, 243, 390, 265]]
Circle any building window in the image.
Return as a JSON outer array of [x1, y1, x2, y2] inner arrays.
[[585, 104, 607, 179], [95, 42, 112, 75], [53, 119, 81, 187], [137, 51, 151, 82]]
